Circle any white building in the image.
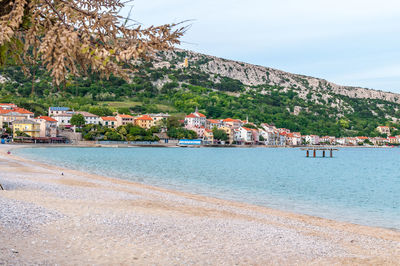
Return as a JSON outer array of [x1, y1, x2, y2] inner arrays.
[[184, 108, 206, 129], [239, 127, 253, 143], [49, 107, 70, 117], [53, 112, 74, 126], [304, 135, 320, 145], [260, 123, 279, 145], [75, 111, 100, 125]]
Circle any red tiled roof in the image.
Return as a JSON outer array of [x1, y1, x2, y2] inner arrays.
[[207, 119, 220, 124], [0, 109, 11, 114], [0, 107, 33, 115], [13, 107, 34, 114], [241, 127, 252, 131], [185, 113, 197, 118], [135, 115, 153, 121], [223, 118, 239, 122], [357, 136, 368, 140], [118, 114, 134, 118], [196, 112, 206, 118], [37, 116, 57, 122], [101, 116, 117, 121]]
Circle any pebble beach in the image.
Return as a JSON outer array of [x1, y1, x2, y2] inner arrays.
[[0, 145, 399, 265]]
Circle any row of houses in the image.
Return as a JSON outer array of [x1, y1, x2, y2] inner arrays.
[[48, 107, 169, 129], [0, 104, 171, 139], [183, 109, 400, 146], [2, 103, 398, 146]]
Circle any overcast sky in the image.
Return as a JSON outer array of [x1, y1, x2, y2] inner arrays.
[[123, 0, 400, 93]]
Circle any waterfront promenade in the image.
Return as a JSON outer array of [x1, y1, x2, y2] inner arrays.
[[0, 145, 399, 265]]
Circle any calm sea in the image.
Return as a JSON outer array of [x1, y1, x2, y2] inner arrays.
[[15, 147, 400, 230]]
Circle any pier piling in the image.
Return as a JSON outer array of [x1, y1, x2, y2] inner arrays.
[[301, 147, 338, 158]]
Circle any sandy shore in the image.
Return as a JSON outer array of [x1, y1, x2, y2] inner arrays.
[[0, 145, 399, 265]]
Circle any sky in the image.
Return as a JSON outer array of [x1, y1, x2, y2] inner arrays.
[[122, 0, 400, 93]]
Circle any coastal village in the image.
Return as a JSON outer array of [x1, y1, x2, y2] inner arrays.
[[0, 102, 398, 146]]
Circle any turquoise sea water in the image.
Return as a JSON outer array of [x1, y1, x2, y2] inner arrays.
[[15, 147, 400, 230]]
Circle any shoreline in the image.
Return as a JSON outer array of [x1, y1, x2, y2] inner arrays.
[[1, 144, 399, 264]]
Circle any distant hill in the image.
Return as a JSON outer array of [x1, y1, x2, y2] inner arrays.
[[1, 48, 400, 137]]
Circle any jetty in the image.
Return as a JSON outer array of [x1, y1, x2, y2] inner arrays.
[[301, 147, 338, 157]]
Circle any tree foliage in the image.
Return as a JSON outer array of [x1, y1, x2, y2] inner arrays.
[[0, 0, 186, 84], [70, 114, 85, 127]]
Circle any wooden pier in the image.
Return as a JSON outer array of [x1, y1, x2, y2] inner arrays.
[[301, 147, 338, 158]]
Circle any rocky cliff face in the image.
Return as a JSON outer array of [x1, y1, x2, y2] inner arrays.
[[157, 49, 400, 104]]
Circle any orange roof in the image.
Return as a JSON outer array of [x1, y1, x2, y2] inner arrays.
[[241, 127, 252, 131], [13, 107, 33, 114], [101, 116, 117, 121], [205, 129, 213, 133], [118, 114, 134, 118], [135, 115, 153, 121], [185, 113, 197, 118], [223, 118, 239, 122], [207, 119, 220, 124], [37, 116, 57, 122], [378, 126, 389, 128], [357, 136, 368, 140], [0, 107, 33, 115], [196, 112, 206, 118], [0, 103, 17, 106]]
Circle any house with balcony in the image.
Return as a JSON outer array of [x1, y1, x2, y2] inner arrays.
[[206, 119, 222, 129], [75, 111, 100, 125], [100, 116, 117, 128], [239, 127, 254, 144], [219, 126, 234, 144], [116, 114, 134, 127], [52, 112, 74, 127], [304, 135, 320, 145], [222, 118, 242, 129], [388, 136, 398, 144], [13, 119, 40, 138], [184, 108, 207, 129], [377, 126, 390, 136], [0, 107, 34, 128], [286, 132, 302, 145], [135, 115, 154, 129], [203, 129, 214, 144], [35, 116, 58, 137]]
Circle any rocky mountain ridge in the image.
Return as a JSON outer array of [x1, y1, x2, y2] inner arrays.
[[155, 49, 400, 104]]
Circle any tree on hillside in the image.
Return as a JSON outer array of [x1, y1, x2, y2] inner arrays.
[[0, 0, 187, 85], [70, 114, 86, 127], [212, 127, 228, 141]]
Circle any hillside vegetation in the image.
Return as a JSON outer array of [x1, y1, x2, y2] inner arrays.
[[1, 49, 400, 137]]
